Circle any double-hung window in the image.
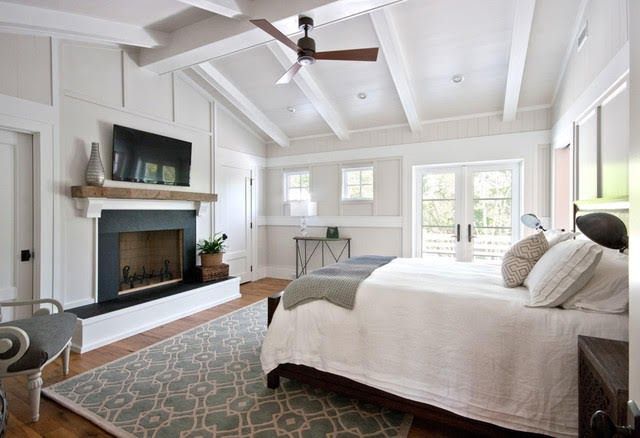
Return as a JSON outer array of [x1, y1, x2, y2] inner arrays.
[[342, 166, 374, 201], [284, 170, 310, 201]]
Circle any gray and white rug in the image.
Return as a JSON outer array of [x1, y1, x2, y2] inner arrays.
[[44, 300, 412, 437]]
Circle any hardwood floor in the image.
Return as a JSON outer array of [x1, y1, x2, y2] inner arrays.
[[4, 278, 469, 437]]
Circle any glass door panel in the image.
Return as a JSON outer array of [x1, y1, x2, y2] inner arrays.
[[471, 169, 514, 261], [415, 162, 520, 262], [420, 172, 457, 258]]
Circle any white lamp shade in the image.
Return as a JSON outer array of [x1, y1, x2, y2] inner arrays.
[[289, 201, 317, 217]]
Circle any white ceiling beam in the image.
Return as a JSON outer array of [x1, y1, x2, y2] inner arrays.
[[140, 0, 405, 74], [175, 0, 244, 18], [267, 43, 350, 141], [0, 2, 168, 48], [192, 63, 289, 147], [502, 0, 536, 122], [370, 8, 421, 132]]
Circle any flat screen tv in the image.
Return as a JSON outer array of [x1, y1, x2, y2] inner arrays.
[[112, 124, 192, 186]]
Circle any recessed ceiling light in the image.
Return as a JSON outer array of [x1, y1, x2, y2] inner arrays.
[[451, 74, 464, 84], [287, 106, 296, 113], [357, 92, 367, 100]]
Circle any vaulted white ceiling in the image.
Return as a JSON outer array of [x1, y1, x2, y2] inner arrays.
[[0, 0, 583, 145]]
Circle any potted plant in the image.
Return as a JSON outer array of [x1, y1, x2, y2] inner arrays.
[[197, 233, 228, 267]]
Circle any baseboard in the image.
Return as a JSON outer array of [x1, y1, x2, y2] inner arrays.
[[71, 278, 241, 353]]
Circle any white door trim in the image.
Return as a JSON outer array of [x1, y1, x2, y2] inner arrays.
[[0, 109, 57, 305], [413, 159, 523, 261]]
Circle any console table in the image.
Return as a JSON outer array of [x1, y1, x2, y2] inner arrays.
[[293, 236, 351, 278]]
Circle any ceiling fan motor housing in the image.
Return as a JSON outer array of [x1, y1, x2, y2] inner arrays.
[[297, 16, 316, 65]]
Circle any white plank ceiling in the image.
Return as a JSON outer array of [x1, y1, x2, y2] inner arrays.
[[0, 0, 582, 144]]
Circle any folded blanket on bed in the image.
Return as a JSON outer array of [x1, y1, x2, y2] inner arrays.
[[282, 255, 395, 310]]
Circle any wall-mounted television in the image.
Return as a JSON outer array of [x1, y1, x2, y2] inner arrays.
[[112, 124, 192, 186]]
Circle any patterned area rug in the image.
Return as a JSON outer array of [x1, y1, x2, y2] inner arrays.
[[43, 300, 412, 437]]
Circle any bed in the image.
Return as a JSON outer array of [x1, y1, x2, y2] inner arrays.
[[260, 205, 629, 437]]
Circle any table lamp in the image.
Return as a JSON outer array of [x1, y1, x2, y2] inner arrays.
[[289, 201, 317, 237]]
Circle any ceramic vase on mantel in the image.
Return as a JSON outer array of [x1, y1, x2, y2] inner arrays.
[[85, 142, 105, 186]]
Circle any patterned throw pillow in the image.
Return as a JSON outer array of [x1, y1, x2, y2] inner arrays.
[[501, 232, 549, 288]]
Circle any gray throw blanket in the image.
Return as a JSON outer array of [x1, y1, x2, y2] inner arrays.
[[283, 255, 396, 310]]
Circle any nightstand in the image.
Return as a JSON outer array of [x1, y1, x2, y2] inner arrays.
[[578, 335, 629, 437]]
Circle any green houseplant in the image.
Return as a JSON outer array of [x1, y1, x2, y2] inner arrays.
[[197, 232, 228, 267]]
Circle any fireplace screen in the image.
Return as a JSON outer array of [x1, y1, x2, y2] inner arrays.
[[118, 229, 183, 294]]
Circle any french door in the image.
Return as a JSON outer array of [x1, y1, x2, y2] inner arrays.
[[415, 162, 521, 262]]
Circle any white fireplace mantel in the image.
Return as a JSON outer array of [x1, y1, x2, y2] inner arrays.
[[74, 197, 210, 218]]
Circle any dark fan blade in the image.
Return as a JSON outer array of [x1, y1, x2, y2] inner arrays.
[[315, 47, 379, 62], [250, 19, 300, 53], [276, 63, 302, 84]]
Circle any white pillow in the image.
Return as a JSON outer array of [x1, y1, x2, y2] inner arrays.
[[524, 240, 603, 307], [562, 249, 628, 313], [544, 230, 574, 247]]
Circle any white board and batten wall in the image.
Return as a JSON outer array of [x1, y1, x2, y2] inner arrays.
[[260, 126, 552, 278], [0, 31, 268, 311]]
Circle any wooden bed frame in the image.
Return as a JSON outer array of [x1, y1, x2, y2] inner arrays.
[[265, 201, 629, 436], [266, 292, 544, 437]]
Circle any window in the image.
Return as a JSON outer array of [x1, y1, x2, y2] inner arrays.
[[284, 171, 310, 201], [342, 167, 374, 200]]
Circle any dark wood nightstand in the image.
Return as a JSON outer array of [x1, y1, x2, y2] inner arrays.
[[578, 335, 629, 437]]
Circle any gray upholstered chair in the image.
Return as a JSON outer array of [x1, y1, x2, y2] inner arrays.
[[0, 299, 77, 422]]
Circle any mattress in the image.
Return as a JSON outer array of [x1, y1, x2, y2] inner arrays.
[[260, 257, 628, 437]]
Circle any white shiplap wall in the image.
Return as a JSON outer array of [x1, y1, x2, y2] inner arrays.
[[267, 107, 550, 157]]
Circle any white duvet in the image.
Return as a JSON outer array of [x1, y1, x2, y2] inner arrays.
[[260, 258, 628, 437]]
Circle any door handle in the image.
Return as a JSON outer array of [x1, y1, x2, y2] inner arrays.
[[20, 250, 32, 262], [468, 224, 473, 243], [450, 224, 461, 242]]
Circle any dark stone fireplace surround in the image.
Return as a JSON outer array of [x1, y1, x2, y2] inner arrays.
[[97, 209, 197, 302]]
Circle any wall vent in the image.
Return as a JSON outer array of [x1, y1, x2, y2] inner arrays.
[[577, 21, 589, 52]]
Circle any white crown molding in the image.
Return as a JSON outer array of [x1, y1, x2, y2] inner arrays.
[[0, 2, 168, 48], [257, 215, 403, 228], [502, 0, 536, 122]]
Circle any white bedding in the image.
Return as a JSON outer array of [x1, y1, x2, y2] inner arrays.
[[260, 257, 628, 437]]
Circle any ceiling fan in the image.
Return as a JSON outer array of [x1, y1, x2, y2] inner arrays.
[[250, 16, 379, 85]]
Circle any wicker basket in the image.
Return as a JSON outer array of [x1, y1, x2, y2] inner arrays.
[[196, 263, 229, 282]]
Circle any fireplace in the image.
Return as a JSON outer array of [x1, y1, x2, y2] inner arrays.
[[98, 210, 196, 302], [119, 229, 184, 294]]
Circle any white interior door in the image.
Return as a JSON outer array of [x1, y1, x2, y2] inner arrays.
[[0, 129, 34, 321], [416, 162, 521, 262], [216, 165, 252, 283]]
